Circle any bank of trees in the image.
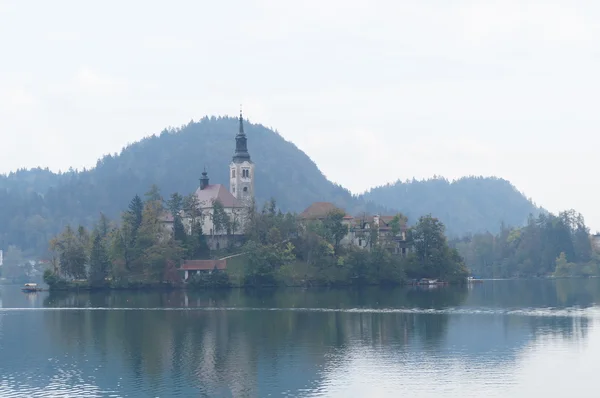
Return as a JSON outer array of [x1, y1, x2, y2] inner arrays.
[[453, 210, 598, 278], [44, 185, 467, 289]]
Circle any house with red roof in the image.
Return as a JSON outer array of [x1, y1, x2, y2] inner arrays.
[[298, 202, 410, 256]]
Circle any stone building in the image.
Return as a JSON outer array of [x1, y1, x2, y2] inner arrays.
[[298, 202, 410, 256], [161, 110, 254, 250]]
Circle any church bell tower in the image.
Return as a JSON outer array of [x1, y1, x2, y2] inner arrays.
[[230, 108, 254, 205]]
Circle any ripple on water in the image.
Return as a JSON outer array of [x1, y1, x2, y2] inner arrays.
[[0, 306, 599, 318]]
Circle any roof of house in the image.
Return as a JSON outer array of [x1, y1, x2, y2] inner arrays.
[[181, 259, 227, 271], [299, 202, 345, 219], [194, 184, 243, 209]]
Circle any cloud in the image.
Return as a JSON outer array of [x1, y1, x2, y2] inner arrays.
[[141, 36, 192, 51], [0, 89, 38, 113], [72, 68, 129, 96]]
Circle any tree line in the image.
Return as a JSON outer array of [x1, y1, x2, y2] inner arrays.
[[43, 185, 468, 289], [453, 210, 598, 278]]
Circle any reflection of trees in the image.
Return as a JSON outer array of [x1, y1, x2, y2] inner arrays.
[[465, 278, 600, 309], [41, 287, 471, 395], [39, 283, 593, 395]]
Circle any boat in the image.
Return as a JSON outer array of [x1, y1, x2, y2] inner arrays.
[[416, 278, 447, 285], [467, 277, 484, 283], [21, 283, 43, 292]]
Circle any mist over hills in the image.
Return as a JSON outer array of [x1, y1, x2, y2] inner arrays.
[[0, 116, 540, 255]]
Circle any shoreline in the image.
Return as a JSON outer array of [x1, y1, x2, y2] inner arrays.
[[42, 279, 469, 292]]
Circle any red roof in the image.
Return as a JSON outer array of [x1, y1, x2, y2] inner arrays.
[[181, 260, 227, 271], [194, 184, 243, 209], [299, 202, 345, 219]]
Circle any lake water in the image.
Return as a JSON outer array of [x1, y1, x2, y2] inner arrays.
[[0, 279, 599, 397]]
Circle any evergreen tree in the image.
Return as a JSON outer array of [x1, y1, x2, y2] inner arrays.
[[126, 194, 144, 235], [89, 232, 110, 286]]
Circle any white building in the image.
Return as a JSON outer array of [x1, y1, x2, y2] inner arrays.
[[229, 110, 255, 206], [160, 111, 254, 249]]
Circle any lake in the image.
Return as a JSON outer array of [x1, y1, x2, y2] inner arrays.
[[0, 279, 599, 397]]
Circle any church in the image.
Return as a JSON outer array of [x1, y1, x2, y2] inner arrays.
[[161, 110, 255, 249]]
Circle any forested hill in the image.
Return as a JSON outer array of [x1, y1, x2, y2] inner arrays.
[[0, 116, 542, 256], [0, 116, 387, 256], [361, 177, 543, 237]]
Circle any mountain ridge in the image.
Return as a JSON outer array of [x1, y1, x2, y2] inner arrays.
[[0, 116, 541, 255]]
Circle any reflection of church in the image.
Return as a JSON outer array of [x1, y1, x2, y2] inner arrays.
[[161, 110, 255, 249]]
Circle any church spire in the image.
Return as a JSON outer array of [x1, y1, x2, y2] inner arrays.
[[232, 105, 251, 163], [238, 105, 244, 135], [199, 167, 209, 190]]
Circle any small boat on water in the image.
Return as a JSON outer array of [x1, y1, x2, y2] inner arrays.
[[21, 283, 43, 292], [467, 277, 484, 284]]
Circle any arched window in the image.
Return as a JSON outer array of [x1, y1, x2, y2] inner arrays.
[[243, 187, 248, 193]]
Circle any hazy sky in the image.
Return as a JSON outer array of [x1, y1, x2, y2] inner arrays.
[[1, 1, 599, 229]]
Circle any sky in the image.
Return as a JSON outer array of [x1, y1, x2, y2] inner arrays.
[[1, 0, 599, 229]]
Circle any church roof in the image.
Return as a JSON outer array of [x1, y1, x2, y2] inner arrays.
[[194, 184, 243, 209]]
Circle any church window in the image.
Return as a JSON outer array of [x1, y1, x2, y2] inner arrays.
[[242, 169, 250, 178], [232, 186, 235, 193], [232, 169, 236, 178], [243, 187, 248, 193]]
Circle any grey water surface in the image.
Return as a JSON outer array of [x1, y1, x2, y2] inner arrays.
[[0, 279, 598, 397]]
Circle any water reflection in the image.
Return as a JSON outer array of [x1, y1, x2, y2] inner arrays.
[[0, 280, 597, 397]]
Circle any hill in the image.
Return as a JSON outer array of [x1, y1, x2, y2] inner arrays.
[[361, 176, 543, 237], [0, 116, 388, 256], [0, 116, 542, 256]]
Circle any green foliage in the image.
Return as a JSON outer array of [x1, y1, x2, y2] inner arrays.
[[88, 233, 110, 287], [50, 225, 88, 280], [45, 186, 467, 290], [0, 118, 539, 257], [407, 215, 468, 281], [211, 200, 230, 235], [454, 210, 596, 278], [189, 270, 230, 288], [389, 213, 408, 236], [322, 209, 348, 253]]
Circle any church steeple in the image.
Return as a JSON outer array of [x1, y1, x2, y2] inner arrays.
[[230, 106, 254, 205], [232, 107, 250, 163], [199, 168, 209, 190]]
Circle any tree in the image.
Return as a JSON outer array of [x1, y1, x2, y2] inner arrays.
[[322, 209, 348, 253], [126, 194, 144, 235], [183, 193, 202, 229], [98, 212, 111, 239], [389, 213, 408, 236], [187, 222, 210, 259], [553, 252, 574, 277], [89, 232, 110, 286], [50, 225, 88, 280], [144, 184, 163, 203], [409, 215, 466, 280], [212, 200, 230, 236], [167, 192, 186, 243]]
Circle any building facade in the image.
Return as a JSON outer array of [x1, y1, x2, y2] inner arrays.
[[161, 111, 254, 250], [298, 202, 410, 256]]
